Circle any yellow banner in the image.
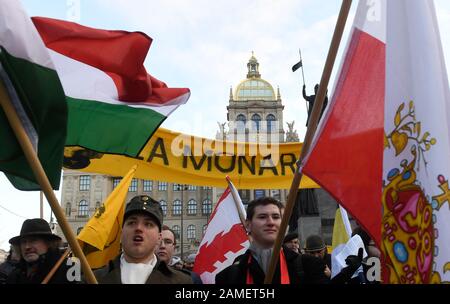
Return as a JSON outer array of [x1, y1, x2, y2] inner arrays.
[[63, 128, 319, 189]]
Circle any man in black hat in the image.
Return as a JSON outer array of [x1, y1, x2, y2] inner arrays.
[[304, 234, 332, 278], [6, 218, 75, 284], [283, 232, 300, 254], [94, 195, 192, 284]]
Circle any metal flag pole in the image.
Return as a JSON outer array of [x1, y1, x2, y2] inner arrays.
[[299, 48, 309, 113], [264, 0, 353, 284], [299, 48, 306, 87], [0, 81, 98, 284]]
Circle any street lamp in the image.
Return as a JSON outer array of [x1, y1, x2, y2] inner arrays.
[[175, 183, 188, 259]]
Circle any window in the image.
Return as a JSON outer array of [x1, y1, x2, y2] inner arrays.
[[65, 202, 71, 217], [267, 114, 276, 132], [173, 183, 186, 191], [202, 199, 212, 215], [251, 114, 261, 132], [172, 225, 181, 240], [79, 175, 90, 191], [128, 178, 137, 192], [172, 199, 182, 216], [76, 227, 84, 235], [187, 199, 197, 215], [236, 114, 246, 132], [203, 224, 208, 236], [160, 200, 167, 216], [78, 200, 89, 217], [187, 225, 196, 240], [202, 186, 213, 190], [113, 178, 122, 189], [188, 185, 197, 191], [239, 190, 251, 205], [143, 180, 153, 192], [254, 189, 265, 199], [95, 201, 101, 211], [270, 189, 281, 201], [158, 182, 168, 191]]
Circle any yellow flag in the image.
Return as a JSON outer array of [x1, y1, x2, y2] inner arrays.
[[331, 206, 352, 251], [77, 165, 137, 269]]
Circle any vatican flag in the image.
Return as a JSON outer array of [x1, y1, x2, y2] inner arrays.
[[77, 165, 137, 269]]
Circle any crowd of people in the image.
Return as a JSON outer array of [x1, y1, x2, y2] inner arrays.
[[0, 195, 381, 284]]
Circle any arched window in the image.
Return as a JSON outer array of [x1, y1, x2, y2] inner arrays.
[[202, 199, 212, 215], [251, 114, 261, 132], [187, 199, 197, 215], [78, 200, 89, 217], [172, 199, 182, 216], [65, 202, 71, 217], [236, 114, 246, 132], [172, 225, 181, 240], [267, 114, 276, 132], [160, 200, 167, 216], [187, 225, 196, 240]]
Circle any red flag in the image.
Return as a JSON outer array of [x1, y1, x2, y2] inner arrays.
[[193, 185, 249, 284], [302, 2, 386, 245]]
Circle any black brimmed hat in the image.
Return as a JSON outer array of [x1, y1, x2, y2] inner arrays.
[[9, 218, 61, 245], [304, 234, 326, 252]]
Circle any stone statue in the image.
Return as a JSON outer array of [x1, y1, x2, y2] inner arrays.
[[216, 121, 228, 141], [285, 121, 300, 142]]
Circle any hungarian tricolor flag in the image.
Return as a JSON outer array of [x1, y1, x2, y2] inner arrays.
[[32, 16, 190, 159], [193, 178, 249, 284], [302, 0, 450, 283], [0, 0, 67, 190]]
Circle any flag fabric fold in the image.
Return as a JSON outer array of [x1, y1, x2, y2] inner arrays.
[[331, 205, 352, 251], [0, 0, 67, 190], [32, 17, 190, 157], [303, 0, 450, 283], [193, 178, 249, 284], [77, 165, 137, 269]]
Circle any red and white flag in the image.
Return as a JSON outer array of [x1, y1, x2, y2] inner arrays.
[[302, 0, 450, 283], [193, 179, 249, 284]]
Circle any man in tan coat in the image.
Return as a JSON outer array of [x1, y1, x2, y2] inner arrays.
[[95, 195, 192, 284]]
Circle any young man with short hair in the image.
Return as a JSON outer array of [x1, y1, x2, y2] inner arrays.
[[215, 197, 328, 284], [95, 195, 192, 284]]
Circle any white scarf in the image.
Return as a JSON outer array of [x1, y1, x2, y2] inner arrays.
[[120, 254, 157, 284]]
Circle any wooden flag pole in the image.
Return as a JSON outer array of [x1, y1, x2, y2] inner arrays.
[[41, 248, 71, 284], [0, 82, 98, 284], [264, 0, 353, 284]]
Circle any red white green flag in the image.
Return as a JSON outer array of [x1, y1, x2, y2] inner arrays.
[[302, 0, 450, 283], [32, 17, 190, 158], [0, 0, 67, 190]]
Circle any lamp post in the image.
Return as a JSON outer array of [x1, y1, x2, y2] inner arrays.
[[177, 183, 188, 259]]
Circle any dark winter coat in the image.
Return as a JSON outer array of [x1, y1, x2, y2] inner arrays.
[[6, 249, 76, 284], [94, 255, 193, 284], [215, 247, 329, 284]]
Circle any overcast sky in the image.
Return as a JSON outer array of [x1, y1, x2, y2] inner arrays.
[[1, 0, 450, 250]]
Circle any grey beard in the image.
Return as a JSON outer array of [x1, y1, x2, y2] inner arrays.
[[249, 242, 273, 274]]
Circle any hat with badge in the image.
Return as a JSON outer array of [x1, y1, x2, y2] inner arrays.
[[124, 195, 163, 230]]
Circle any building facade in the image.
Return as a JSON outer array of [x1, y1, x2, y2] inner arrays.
[[59, 171, 219, 259]]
